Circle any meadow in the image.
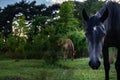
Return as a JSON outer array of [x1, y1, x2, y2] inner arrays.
[[0, 58, 116, 80]]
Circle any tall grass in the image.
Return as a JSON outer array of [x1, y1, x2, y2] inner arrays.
[[0, 58, 116, 80]]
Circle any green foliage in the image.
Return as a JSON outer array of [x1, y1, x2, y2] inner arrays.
[[5, 35, 18, 47], [84, 0, 105, 15], [25, 34, 49, 59], [34, 25, 61, 63], [2, 14, 28, 59], [58, 1, 79, 37], [30, 16, 48, 35], [67, 30, 86, 50], [5, 35, 26, 59], [12, 14, 27, 38], [67, 30, 87, 57], [0, 33, 4, 48], [25, 24, 61, 63], [60, 1, 74, 22]]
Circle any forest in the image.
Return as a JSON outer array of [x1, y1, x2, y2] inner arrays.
[[0, 0, 106, 63]]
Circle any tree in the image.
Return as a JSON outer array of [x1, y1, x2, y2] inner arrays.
[[12, 13, 27, 44], [58, 1, 79, 36], [84, 0, 105, 15], [0, 0, 60, 42]]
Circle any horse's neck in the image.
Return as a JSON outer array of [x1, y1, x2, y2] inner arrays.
[[63, 39, 74, 51], [64, 43, 68, 49]]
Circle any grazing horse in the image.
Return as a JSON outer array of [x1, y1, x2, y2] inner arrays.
[[82, 1, 120, 80], [62, 39, 75, 60]]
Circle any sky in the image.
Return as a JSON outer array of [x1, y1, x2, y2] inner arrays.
[[0, 0, 52, 8], [0, 0, 119, 8], [0, 0, 90, 8]]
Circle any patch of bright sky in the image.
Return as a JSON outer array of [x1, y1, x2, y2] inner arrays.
[[0, 0, 51, 8], [47, 0, 119, 4], [0, 0, 119, 8], [47, 0, 86, 3]]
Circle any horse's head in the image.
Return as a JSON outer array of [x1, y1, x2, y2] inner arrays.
[[82, 8, 109, 69]]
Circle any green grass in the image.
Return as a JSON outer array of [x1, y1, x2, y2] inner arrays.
[[0, 58, 116, 80]]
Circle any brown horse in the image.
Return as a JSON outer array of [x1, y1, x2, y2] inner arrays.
[[62, 39, 75, 60]]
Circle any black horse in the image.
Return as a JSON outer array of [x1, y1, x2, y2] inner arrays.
[[82, 1, 120, 80]]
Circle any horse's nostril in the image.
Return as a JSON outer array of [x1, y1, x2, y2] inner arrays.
[[97, 60, 101, 67], [89, 60, 101, 70]]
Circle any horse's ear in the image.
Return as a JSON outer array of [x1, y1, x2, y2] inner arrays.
[[82, 8, 89, 22], [100, 8, 109, 22]]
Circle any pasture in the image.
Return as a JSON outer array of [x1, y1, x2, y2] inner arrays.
[[0, 58, 116, 80]]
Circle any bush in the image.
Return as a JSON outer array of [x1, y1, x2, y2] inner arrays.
[[67, 30, 88, 57]]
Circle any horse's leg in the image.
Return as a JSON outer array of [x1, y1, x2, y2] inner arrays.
[[72, 51, 74, 61], [64, 50, 67, 60], [70, 50, 73, 61], [115, 47, 120, 80], [71, 52, 73, 61], [69, 49, 74, 61], [71, 52, 74, 61], [102, 47, 110, 80]]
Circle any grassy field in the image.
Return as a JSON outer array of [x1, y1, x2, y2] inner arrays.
[[0, 58, 116, 80]]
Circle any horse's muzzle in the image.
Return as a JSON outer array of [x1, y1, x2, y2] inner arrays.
[[89, 60, 101, 70]]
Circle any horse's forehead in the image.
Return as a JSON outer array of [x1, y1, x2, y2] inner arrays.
[[86, 17, 101, 33], [93, 26, 97, 31], [86, 26, 96, 34], [87, 25, 102, 34], [87, 16, 100, 26]]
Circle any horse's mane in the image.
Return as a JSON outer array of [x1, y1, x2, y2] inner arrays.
[[99, 1, 120, 14], [97, 1, 120, 31]]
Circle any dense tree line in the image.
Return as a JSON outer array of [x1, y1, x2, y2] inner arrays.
[[0, 0, 106, 63], [0, 0, 60, 42]]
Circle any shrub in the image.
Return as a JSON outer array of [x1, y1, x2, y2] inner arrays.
[[67, 30, 87, 57]]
